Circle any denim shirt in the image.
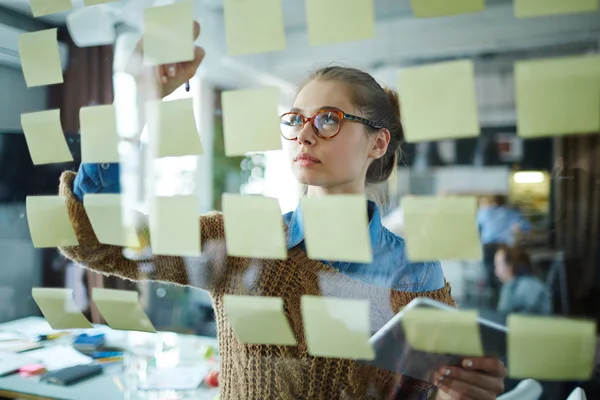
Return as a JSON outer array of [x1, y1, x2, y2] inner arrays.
[[477, 205, 531, 246], [74, 163, 445, 292]]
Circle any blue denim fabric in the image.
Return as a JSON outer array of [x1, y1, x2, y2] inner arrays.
[[477, 205, 531, 246], [284, 201, 445, 292], [73, 163, 121, 201]]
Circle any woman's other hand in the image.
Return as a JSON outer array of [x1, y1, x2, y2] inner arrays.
[[434, 358, 506, 400]]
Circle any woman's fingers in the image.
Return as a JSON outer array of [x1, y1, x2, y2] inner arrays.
[[193, 20, 200, 41], [462, 358, 507, 378], [434, 372, 495, 400], [434, 367, 504, 394]]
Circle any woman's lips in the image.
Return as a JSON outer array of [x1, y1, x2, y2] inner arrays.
[[295, 154, 320, 167]]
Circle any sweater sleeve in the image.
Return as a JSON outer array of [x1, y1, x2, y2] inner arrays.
[[58, 170, 226, 293]]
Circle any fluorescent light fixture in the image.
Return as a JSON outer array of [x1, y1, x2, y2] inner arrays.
[[513, 171, 545, 184]]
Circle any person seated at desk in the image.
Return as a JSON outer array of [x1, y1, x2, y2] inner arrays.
[[494, 245, 551, 316]]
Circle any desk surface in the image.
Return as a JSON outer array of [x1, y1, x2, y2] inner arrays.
[[0, 317, 220, 400]]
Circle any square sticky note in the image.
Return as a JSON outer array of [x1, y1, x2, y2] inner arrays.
[[306, 0, 375, 46], [18, 29, 64, 87], [80, 105, 120, 163], [398, 60, 480, 143], [223, 295, 296, 345], [29, 0, 72, 17], [514, 0, 599, 18], [26, 196, 78, 248], [84, 0, 118, 6], [143, 2, 194, 66], [150, 195, 201, 257], [92, 288, 156, 333], [146, 99, 203, 158], [301, 296, 374, 360], [222, 194, 287, 259], [410, 0, 485, 18], [221, 88, 282, 156], [21, 110, 73, 165], [402, 308, 483, 356], [515, 55, 600, 138], [83, 194, 140, 248], [32, 288, 93, 330], [301, 195, 372, 263], [223, 0, 286, 56], [508, 315, 596, 380], [402, 196, 482, 261]]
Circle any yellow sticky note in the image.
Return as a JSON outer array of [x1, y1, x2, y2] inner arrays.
[[306, 0, 375, 46], [222, 194, 287, 260], [402, 196, 481, 261], [32, 288, 93, 330], [84, 0, 118, 6], [508, 315, 596, 380], [26, 196, 78, 248], [223, 0, 286, 56], [29, 0, 72, 17], [398, 60, 480, 143], [143, 2, 194, 66], [92, 288, 156, 333], [83, 194, 140, 248], [21, 110, 73, 165], [223, 295, 296, 345], [221, 88, 282, 156], [402, 308, 483, 356], [301, 296, 374, 360], [146, 99, 203, 158], [80, 105, 120, 163], [18, 29, 64, 87], [514, 0, 598, 18], [301, 195, 372, 263], [410, 0, 484, 18], [515, 55, 600, 138], [149, 195, 201, 257]]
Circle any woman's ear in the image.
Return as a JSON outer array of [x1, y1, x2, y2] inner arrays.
[[369, 128, 391, 159]]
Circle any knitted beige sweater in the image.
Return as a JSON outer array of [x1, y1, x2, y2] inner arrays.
[[58, 171, 455, 400]]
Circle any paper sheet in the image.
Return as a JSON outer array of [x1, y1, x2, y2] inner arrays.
[[80, 104, 120, 163], [18, 29, 64, 88], [398, 60, 480, 143], [143, 2, 194, 66], [92, 288, 156, 333], [221, 88, 282, 156], [149, 195, 201, 257], [139, 366, 208, 390], [306, 0, 375, 46], [223, 295, 296, 346], [222, 194, 287, 259], [29, 0, 72, 17], [146, 98, 203, 158], [515, 55, 600, 138], [84, 0, 118, 6], [507, 315, 596, 380], [25, 346, 93, 371], [223, 0, 286, 56], [21, 110, 73, 165], [410, 0, 485, 17], [26, 196, 79, 248], [514, 0, 598, 18], [83, 194, 141, 248], [402, 196, 482, 261], [301, 296, 374, 360], [31, 288, 93, 330], [402, 308, 483, 356], [301, 195, 373, 263]]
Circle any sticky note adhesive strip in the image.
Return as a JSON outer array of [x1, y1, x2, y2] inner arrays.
[[515, 55, 600, 138], [29, 0, 72, 17], [92, 288, 156, 333], [26, 196, 79, 248], [301, 296, 374, 360], [80, 104, 120, 163], [508, 315, 596, 380], [223, 295, 296, 345], [18, 29, 64, 87], [223, 0, 286, 56], [398, 60, 480, 143], [83, 194, 141, 248], [21, 110, 73, 165], [514, 0, 599, 18], [32, 288, 93, 330], [301, 195, 373, 263], [149, 195, 201, 257], [305, 0, 375, 46], [410, 0, 485, 18], [143, 2, 194, 66], [222, 194, 287, 259], [402, 196, 482, 261]]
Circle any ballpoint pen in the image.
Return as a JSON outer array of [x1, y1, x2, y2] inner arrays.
[[185, 80, 190, 92]]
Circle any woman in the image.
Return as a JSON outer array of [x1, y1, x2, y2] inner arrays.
[[59, 21, 506, 399]]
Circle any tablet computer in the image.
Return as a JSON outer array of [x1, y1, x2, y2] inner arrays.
[[361, 298, 507, 383]]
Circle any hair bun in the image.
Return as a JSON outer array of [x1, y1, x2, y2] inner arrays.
[[383, 87, 401, 119]]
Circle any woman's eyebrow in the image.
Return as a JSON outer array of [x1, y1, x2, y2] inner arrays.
[[289, 106, 342, 114]]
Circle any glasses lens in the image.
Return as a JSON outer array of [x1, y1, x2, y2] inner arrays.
[[280, 113, 303, 139], [314, 111, 341, 137]]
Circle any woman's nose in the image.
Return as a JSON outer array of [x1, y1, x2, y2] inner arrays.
[[296, 121, 316, 145]]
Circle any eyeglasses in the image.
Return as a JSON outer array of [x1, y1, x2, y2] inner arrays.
[[279, 108, 383, 140]]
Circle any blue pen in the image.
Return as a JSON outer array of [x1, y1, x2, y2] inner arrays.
[[185, 80, 190, 92]]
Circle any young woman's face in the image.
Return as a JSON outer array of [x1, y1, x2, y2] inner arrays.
[[284, 79, 383, 194]]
